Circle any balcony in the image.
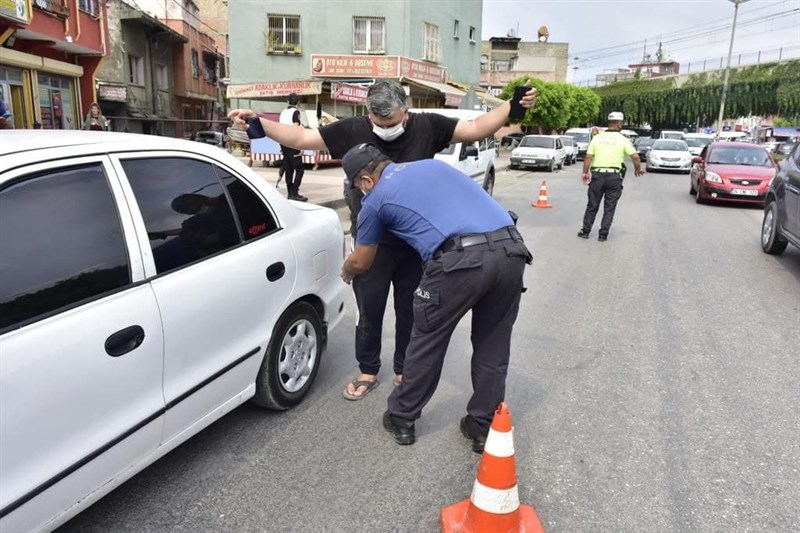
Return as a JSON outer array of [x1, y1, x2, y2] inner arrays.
[[33, 0, 70, 18]]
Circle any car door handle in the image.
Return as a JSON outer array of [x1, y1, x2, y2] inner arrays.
[[266, 262, 285, 282], [105, 326, 145, 357]]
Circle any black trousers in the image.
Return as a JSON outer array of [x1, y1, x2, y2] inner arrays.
[[582, 172, 624, 237], [352, 242, 422, 376], [387, 236, 531, 434], [280, 146, 304, 195]]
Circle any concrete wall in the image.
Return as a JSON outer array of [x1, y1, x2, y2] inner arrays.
[[480, 39, 569, 90]]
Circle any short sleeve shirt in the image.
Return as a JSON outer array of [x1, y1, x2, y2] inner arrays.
[[587, 131, 636, 169], [356, 160, 513, 261]]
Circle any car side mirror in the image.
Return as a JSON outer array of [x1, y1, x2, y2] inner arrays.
[[692, 156, 703, 164], [463, 145, 479, 159]]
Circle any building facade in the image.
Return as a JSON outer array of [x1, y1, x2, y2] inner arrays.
[[1, 0, 106, 129], [480, 36, 569, 95], [227, 0, 486, 116]]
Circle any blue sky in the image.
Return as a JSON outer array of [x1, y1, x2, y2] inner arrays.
[[482, 0, 800, 85]]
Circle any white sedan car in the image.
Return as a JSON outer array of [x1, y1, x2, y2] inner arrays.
[[646, 139, 693, 173], [509, 135, 567, 172], [0, 131, 348, 532]]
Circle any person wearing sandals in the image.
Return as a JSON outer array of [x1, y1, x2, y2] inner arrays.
[[229, 80, 537, 402], [340, 144, 532, 452]]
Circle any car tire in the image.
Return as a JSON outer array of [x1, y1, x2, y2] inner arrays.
[[483, 170, 495, 196], [547, 159, 554, 172], [253, 301, 323, 411], [761, 201, 788, 255], [689, 178, 696, 195], [695, 183, 705, 204]]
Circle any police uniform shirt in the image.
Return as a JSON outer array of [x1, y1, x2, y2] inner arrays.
[[356, 159, 513, 261], [587, 130, 637, 169]]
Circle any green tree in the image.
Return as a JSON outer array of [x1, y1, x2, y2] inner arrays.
[[499, 77, 599, 132]]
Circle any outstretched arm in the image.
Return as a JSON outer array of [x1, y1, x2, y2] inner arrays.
[[228, 109, 327, 151], [450, 84, 537, 144]]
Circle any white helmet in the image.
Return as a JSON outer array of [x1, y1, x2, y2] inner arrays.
[[608, 111, 624, 122]]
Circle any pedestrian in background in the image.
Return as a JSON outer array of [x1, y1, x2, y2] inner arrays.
[[339, 144, 532, 452], [578, 111, 644, 241], [228, 80, 536, 401], [82, 102, 109, 131], [279, 93, 307, 201]]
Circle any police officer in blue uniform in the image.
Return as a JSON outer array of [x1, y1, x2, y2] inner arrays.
[[340, 144, 533, 452]]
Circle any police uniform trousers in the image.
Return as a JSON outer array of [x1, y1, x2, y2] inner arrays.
[[280, 145, 304, 196], [582, 170, 624, 237], [387, 230, 530, 434], [352, 240, 422, 376]]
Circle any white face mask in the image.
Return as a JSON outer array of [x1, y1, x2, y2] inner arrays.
[[372, 121, 405, 142]]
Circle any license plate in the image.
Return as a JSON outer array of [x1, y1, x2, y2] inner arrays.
[[522, 159, 537, 164], [663, 163, 679, 167], [731, 188, 758, 196]]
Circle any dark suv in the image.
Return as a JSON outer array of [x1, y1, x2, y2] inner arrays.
[[761, 142, 800, 254]]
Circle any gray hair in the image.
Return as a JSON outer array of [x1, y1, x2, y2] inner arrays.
[[366, 80, 408, 118]]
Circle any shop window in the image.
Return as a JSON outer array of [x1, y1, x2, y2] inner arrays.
[[267, 14, 301, 54], [191, 50, 200, 79], [128, 55, 145, 85], [353, 16, 385, 54], [423, 22, 440, 63]]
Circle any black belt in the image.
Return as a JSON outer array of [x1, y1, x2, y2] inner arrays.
[[436, 226, 521, 256]]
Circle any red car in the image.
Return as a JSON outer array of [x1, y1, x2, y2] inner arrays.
[[690, 142, 778, 205]]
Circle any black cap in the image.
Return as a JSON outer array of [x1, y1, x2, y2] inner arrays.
[[287, 92, 299, 105], [342, 143, 385, 182]]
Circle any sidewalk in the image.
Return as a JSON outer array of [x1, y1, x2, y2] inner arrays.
[[235, 154, 347, 209]]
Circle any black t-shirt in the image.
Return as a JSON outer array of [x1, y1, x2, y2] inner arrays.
[[320, 113, 458, 239]]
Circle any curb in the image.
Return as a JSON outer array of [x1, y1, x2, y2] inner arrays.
[[319, 198, 348, 210]]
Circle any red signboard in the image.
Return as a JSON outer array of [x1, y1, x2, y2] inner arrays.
[[331, 82, 369, 104], [399, 57, 447, 83]]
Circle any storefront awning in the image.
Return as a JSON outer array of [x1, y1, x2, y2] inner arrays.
[[402, 78, 467, 107]]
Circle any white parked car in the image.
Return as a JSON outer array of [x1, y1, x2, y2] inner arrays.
[[646, 139, 693, 173], [684, 133, 715, 156], [510, 135, 567, 172], [564, 127, 592, 160], [659, 130, 686, 140], [0, 131, 349, 532], [410, 109, 496, 195], [559, 135, 578, 165]]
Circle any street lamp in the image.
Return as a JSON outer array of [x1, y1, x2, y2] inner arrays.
[[715, 0, 751, 136]]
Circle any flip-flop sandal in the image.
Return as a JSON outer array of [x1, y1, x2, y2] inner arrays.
[[342, 378, 380, 401]]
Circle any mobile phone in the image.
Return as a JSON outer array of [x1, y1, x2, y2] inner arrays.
[[509, 86, 528, 120]]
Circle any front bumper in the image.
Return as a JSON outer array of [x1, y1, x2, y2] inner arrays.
[[648, 160, 691, 171], [701, 184, 767, 204], [511, 156, 551, 168]]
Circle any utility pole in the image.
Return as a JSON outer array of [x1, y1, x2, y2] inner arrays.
[[716, 0, 751, 136]]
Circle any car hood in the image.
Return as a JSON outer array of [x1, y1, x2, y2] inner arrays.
[[705, 164, 776, 179], [512, 147, 555, 157], [649, 149, 691, 159]]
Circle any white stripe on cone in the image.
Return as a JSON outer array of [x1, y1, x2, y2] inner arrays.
[[484, 427, 515, 458], [470, 480, 521, 514]]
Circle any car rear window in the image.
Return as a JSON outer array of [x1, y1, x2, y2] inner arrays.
[[520, 137, 554, 149]]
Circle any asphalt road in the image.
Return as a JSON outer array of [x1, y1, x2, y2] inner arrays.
[[61, 161, 800, 533]]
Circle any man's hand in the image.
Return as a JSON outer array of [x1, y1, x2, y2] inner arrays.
[[227, 108, 256, 129], [340, 268, 354, 285], [634, 168, 645, 177], [581, 172, 592, 185], [520, 79, 537, 109]]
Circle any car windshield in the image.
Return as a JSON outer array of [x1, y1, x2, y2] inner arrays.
[[708, 147, 772, 166], [560, 137, 574, 146], [520, 137, 554, 149], [652, 140, 688, 151], [636, 138, 654, 148], [569, 132, 591, 143], [685, 138, 712, 148], [662, 132, 684, 139]]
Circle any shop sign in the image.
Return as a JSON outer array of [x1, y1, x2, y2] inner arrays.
[[311, 55, 399, 78], [0, 0, 30, 23], [226, 81, 321, 99], [330, 82, 368, 104], [98, 85, 128, 102], [399, 58, 447, 83]]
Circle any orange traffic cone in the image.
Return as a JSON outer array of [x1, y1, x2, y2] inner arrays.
[[440, 403, 544, 533], [531, 181, 552, 208]]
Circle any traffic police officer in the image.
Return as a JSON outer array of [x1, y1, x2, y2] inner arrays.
[[279, 93, 307, 201], [339, 144, 533, 452], [578, 111, 644, 241]]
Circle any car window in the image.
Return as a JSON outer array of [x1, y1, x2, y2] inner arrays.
[[520, 137, 554, 149], [707, 147, 772, 166], [485, 137, 495, 150], [568, 132, 590, 143], [121, 157, 242, 274], [214, 166, 279, 240], [652, 140, 688, 151], [0, 164, 131, 331]]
